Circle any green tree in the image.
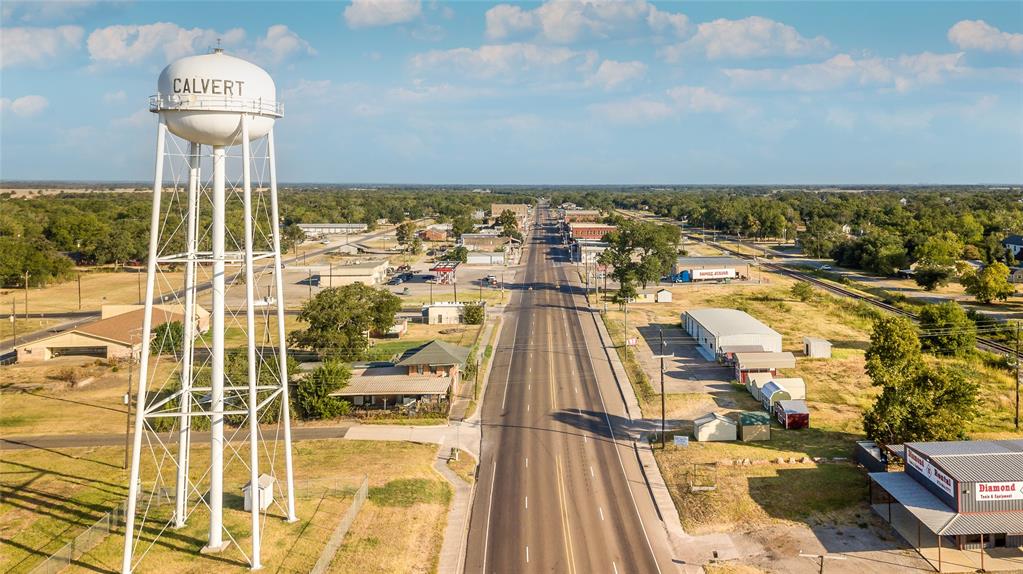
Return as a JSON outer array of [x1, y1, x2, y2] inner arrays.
[[495, 209, 518, 230], [863, 365, 978, 446], [913, 231, 964, 267], [598, 220, 680, 288], [450, 245, 469, 263], [288, 284, 402, 360], [451, 215, 474, 239], [396, 221, 416, 248], [864, 315, 922, 387], [152, 321, 184, 356], [463, 303, 484, 325], [799, 219, 844, 258], [914, 266, 954, 291], [961, 262, 1015, 304], [918, 302, 976, 356], [790, 281, 815, 302], [295, 359, 351, 419]]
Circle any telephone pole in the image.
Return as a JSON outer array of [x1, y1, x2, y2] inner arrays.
[[1016, 321, 1020, 431]]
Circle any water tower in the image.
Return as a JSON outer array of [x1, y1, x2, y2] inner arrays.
[[122, 49, 297, 572]]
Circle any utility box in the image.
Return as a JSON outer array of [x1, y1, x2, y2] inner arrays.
[[243, 474, 275, 512]]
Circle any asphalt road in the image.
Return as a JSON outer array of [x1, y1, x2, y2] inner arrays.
[[465, 207, 675, 573]]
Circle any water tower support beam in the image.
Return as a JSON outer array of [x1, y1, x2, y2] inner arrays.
[[268, 128, 298, 523], [240, 115, 263, 570], [174, 141, 200, 529], [205, 144, 228, 553], [122, 118, 167, 574]]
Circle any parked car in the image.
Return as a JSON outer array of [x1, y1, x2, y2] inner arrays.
[[387, 276, 405, 285], [817, 264, 832, 271]]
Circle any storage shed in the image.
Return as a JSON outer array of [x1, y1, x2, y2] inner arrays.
[[733, 351, 795, 385], [635, 289, 672, 304], [693, 412, 737, 442], [682, 308, 783, 356], [803, 336, 832, 358], [760, 381, 792, 411], [739, 411, 771, 441], [774, 400, 809, 429], [770, 377, 806, 401], [746, 372, 774, 400]]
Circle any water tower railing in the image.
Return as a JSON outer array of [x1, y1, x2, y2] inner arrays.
[[149, 94, 283, 117]]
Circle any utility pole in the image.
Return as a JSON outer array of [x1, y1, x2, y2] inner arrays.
[[307, 269, 312, 300], [10, 298, 16, 347], [1016, 321, 1020, 431], [124, 331, 138, 470], [78, 274, 82, 310], [137, 269, 142, 303], [24, 271, 29, 319], [475, 358, 480, 401], [660, 328, 666, 449], [429, 282, 434, 305]]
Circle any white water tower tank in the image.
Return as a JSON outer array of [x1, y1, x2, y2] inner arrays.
[[150, 49, 281, 146]]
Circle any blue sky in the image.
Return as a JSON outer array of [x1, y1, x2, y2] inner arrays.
[[1, 0, 1021, 184]]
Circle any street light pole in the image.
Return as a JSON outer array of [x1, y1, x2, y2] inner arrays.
[[1016, 321, 1020, 431]]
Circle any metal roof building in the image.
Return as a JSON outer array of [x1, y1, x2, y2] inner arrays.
[[869, 439, 1023, 571], [682, 308, 783, 356]]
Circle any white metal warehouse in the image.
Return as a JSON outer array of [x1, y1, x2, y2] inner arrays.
[[682, 308, 783, 357]]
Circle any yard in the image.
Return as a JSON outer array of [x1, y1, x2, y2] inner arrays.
[[0, 440, 449, 574]]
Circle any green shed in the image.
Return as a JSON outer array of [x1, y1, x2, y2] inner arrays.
[[739, 411, 771, 442]]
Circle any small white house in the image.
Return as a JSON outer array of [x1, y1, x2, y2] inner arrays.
[[802, 336, 832, 358], [635, 288, 673, 304], [693, 412, 738, 442], [243, 474, 275, 512]]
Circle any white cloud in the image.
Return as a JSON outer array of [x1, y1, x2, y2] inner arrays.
[[344, 0, 422, 29], [0, 25, 83, 68], [387, 81, 493, 102], [948, 20, 1023, 54], [103, 90, 127, 103], [723, 52, 966, 92], [3, 1, 97, 23], [87, 23, 245, 65], [485, 0, 688, 43], [589, 97, 676, 124], [661, 16, 830, 62], [588, 59, 646, 90], [0, 95, 49, 117], [589, 85, 739, 124], [411, 43, 597, 80], [255, 24, 316, 63], [666, 86, 737, 113], [112, 109, 152, 129]]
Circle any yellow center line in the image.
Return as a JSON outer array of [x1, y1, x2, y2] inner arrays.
[[547, 310, 556, 411], [556, 455, 578, 574]]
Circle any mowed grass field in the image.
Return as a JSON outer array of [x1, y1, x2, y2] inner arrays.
[[1, 440, 449, 574]]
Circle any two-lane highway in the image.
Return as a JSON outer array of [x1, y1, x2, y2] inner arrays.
[[465, 205, 674, 573]]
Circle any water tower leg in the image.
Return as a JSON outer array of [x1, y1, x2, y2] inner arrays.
[[240, 116, 262, 570], [174, 141, 200, 529], [203, 145, 229, 554], [268, 129, 298, 523], [122, 119, 167, 574]]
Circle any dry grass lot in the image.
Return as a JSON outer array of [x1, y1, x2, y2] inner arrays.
[[0, 440, 449, 574], [3, 270, 185, 315], [602, 270, 1021, 539], [1, 318, 62, 341]]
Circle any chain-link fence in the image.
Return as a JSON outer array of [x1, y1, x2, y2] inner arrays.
[[28, 501, 127, 574], [309, 475, 370, 574]]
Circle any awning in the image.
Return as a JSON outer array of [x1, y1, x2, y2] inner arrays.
[[870, 472, 1023, 535], [869, 472, 955, 534]]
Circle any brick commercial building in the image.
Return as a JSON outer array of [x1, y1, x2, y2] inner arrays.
[[869, 440, 1023, 572], [568, 223, 616, 241]]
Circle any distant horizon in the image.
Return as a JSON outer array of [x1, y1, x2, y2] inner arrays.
[[2, 180, 1022, 188]]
